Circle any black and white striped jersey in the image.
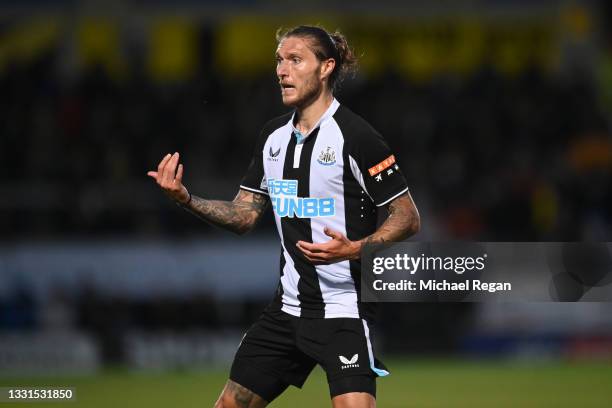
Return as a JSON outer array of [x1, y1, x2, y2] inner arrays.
[[240, 99, 409, 320]]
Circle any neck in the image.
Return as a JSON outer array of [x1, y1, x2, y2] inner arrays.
[[294, 91, 334, 134]]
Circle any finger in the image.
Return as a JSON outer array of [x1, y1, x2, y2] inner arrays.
[[157, 153, 172, 177], [147, 171, 158, 178], [297, 241, 326, 253], [297, 245, 317, 258], [157, 154, 172, 183], [161, 152, 178, 183], [162, 152, 179, 185], [301, 250, 325, 262], [297, 244, 329, 261], [324, 227, 343, 240], [175, 163, 184, 182], [303, 253, 329, 265]]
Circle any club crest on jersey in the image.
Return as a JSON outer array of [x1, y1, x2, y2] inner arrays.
[[317, 146, 336, 166], [267, 179, 335, 218], [268, 146, 281, 162]]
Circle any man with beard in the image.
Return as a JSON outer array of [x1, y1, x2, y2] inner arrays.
[[148, 25, 420, 408]]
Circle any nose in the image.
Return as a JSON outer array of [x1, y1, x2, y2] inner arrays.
[[277, 59, 289, 79]]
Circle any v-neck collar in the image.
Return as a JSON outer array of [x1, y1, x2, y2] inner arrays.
[[289, 98, 340, 144]]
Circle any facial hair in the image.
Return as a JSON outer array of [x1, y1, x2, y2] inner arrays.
[[291, 68, 324, 109]]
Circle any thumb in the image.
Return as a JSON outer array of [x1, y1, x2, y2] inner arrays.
[[324, 227, 342, 240], [147, 171, 158, 178]]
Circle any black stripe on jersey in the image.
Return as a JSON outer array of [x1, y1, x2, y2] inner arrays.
[[280, 128, 325, 318], [336, 110, 379, 322], [268, 247, 286, 312], [343, 151, 378, 322]]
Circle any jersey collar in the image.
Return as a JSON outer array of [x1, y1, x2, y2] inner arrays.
[[289, 98, 340, 144]]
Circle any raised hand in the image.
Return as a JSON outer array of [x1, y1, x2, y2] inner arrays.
[[147, 152, 190, 204]]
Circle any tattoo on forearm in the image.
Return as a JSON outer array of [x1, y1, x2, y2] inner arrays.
[[181, 189, 269, 235], [362, 193, 420, 247], [226, 380, 257, 408]]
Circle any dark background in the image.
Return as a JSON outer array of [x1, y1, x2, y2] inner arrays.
[[1, 0, 612, 379]]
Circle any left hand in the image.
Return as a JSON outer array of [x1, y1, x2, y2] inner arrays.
[[296, 227, 362, 264]]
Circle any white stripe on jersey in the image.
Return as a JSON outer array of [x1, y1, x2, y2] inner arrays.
[[261, 122, 305, 317], [309, 118, 358, 318], [279, 241, 303, 317], [348, 154, 373, 202], [293, 144, 303, 168]]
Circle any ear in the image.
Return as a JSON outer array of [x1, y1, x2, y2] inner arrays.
[[319, 58, 336, 81]]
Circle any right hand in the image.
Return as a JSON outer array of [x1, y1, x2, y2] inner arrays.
[[147, 152, 190, 204]]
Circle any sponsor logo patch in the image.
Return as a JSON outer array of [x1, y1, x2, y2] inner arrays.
[[268, 179, 335, 218], [268, 146, 281, 162], [339, 354, 360, 369], [368, 155, 396, 176]]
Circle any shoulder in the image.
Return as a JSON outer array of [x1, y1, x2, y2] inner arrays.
[[251, 111, 292, 150], [332, 104, 385, 147], [260, 111, 293, 138]]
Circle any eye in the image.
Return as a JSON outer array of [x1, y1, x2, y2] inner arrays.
[[292, 57, 301, 64]]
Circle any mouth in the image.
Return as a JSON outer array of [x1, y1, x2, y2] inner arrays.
[[280, 83, 296, 92]]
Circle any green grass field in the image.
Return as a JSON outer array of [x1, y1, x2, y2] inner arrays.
[[2, 359, 612, 407]]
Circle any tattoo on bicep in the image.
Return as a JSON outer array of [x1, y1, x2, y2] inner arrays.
[[234, 189, 269, 218], [232, 190, 269, 227]]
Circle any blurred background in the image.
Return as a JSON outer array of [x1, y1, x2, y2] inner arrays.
[[1, 0, 612, 406]]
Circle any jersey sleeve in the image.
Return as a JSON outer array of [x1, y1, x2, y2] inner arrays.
[[348, 130, 409, 207], [239, 125, 272, 196]]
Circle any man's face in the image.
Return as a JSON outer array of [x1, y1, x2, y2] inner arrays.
[[276, 36, 325, 108]]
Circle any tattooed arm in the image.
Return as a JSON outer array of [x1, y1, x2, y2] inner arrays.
[[360, 192, 420, 248], [296, 192, 420, 263], [147, 152, 269, 235], [182, 189, 268, 235]]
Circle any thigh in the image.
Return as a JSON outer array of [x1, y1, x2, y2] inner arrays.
[[214, 379, 269, 408], [331, 390, 376, 408], [329, 374, 377, 402], [297, 317, 388, 398], [230, 309, 316, 402]]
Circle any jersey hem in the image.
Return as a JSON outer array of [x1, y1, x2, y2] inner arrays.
[[239, 185, 269, 196], [281, 304, 361, 319], [323, 311, 362, 319], [375, 187, 409, 207]]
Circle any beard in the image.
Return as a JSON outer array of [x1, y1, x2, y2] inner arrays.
[[282, 72, 324, 109]]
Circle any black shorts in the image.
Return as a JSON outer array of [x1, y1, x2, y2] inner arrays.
[[229, 308, 389, 402]]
